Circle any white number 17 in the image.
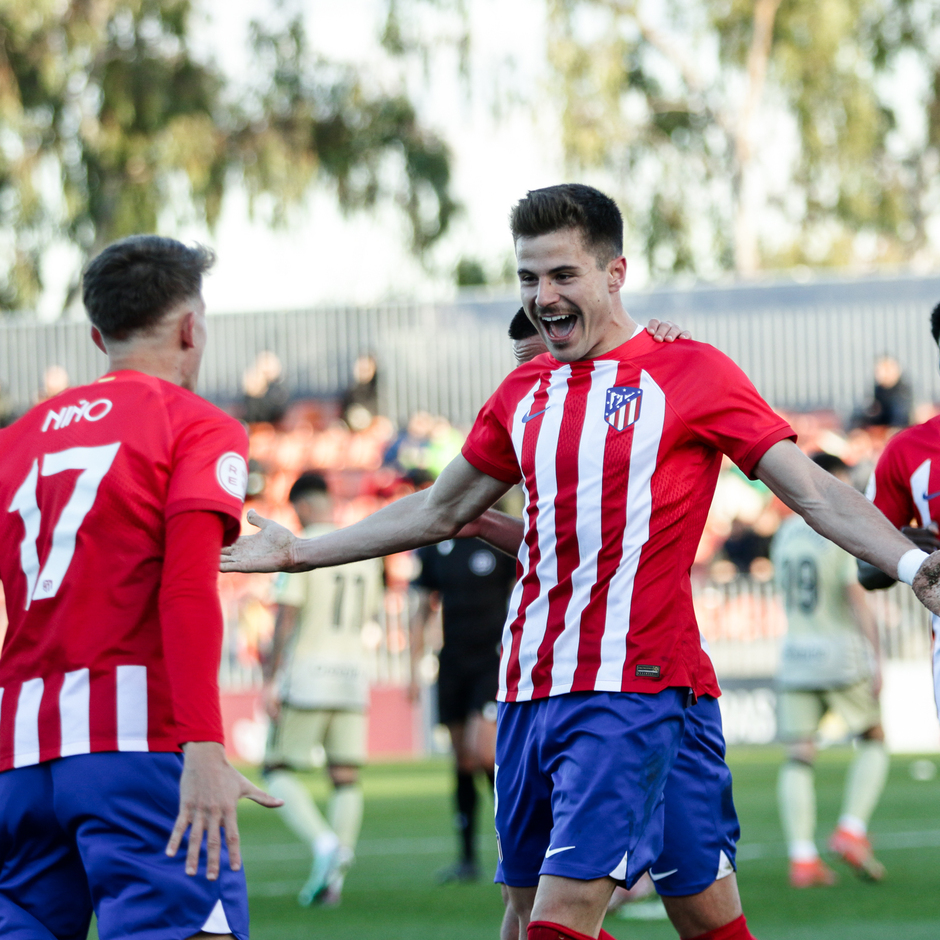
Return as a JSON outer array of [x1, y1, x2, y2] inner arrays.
[[8, 443, 120, 610]]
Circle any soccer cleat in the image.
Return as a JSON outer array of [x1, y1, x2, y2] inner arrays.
[[789, 857, 838, 888], [435, 859, 481, 884], [828, 827, 886, 881], [298, 839, 341, 907]]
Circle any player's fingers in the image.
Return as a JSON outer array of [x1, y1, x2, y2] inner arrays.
[[246, 509, 270, 529], [223, 807, 242, 872], [680, 330, 692, 339], [241, 775, 284, 808], [166, 808, 190, 858], [204, 811, 224, 881], [186, 812, 206, 877]]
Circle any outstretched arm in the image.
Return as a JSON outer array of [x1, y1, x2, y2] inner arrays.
[[221, 455, 511, 573], [755, 440, 940, 611]]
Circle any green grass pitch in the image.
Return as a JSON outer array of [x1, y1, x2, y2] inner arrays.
[[88, 747, 940, 938]]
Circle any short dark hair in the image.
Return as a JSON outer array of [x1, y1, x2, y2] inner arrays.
[[510, 184, 623, 266], [931, 301, 940, 346], [82, 235, 215, 341], [810, 452, 849, 475], [508, 307, 538, 340], [289, 471, 329, 502]]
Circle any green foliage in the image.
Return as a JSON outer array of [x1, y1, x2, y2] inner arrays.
[[0, 0, 456, 311], [455, 255, 486, 286], [547, 0, 940, 277]]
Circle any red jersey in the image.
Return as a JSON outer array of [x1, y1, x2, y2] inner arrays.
[[866, 417, 940, 529], [0, 371, 247, 770], [462, 331, 795, 702]]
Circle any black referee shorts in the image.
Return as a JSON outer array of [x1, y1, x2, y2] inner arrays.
[[436, 653, 500, 725]]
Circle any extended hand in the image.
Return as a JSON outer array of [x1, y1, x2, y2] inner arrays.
[[912, 551, 940, 616], [166, 741, 283, 879], [646, 319, 692, 343], [220, 509, 298, 573]]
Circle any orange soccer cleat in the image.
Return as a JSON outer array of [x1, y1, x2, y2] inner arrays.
[[828, 827, 886, 881], [789, 857, 838, 888]]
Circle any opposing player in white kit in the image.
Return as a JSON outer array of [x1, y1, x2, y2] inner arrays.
[[222, 185, 940, 940], [773, 453, 887, 887], [262, 472, 385, 907]]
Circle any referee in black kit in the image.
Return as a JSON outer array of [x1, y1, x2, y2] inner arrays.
[[410, 531, 516, 882]]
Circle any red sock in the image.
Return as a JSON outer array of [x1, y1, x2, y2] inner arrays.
[[688, 914, 757, 940], [527, 921, 595, 940]]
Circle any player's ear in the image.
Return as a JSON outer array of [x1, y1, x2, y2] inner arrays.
[[179, 310, 197, 350], [91, 326, 107, 354], [607, 255, 627, 292]]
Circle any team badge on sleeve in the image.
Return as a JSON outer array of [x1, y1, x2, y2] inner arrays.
[[216, 452, 248, 499], [604, 386, 642, 431]]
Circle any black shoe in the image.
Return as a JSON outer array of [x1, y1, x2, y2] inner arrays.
[[436, 860, 481, 884]]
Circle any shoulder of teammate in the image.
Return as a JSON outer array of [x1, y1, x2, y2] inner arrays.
[[641, 338, 796, 478], [867, 419, 940, 526], [461, 361, 545, 485], [160, 381, 248, 545]]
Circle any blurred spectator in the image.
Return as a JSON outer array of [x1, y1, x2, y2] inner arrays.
[[342, 354, 380, 431], [243, 351, 289, 424], [852, 355, 911, 429], [723, 518, 772, 575], [36, 364, 69, 403], [384, 411, 435, 471]]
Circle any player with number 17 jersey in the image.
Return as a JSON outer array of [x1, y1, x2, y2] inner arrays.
[[0, 369, 248, 768]]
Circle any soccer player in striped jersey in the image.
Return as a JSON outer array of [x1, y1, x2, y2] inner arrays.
[[222, 185, 940, 940], [0, 236, 281, 940]]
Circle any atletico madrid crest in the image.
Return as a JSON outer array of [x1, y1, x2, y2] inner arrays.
[[604, 386, 642, 431]]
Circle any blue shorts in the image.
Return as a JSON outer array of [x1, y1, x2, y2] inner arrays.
[[0, 752, 249, 940], [494, 690, 739, 897]]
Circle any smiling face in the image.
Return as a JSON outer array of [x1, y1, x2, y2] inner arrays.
[[515, 227, 635, 362]]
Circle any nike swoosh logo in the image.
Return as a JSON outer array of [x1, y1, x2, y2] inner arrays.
[[544, 845, 576, 858], [521, 408, 547, 424], [649, 868, 678, 881], [923, 490, 940, 502]]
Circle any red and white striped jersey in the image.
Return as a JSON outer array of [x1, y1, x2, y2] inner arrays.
[[462, 331, 795, 702], [865, 416, 940, 529], [0, 371, 247, 770]]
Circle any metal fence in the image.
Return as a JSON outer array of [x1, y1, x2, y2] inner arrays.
[[217, 574, 933, 694], [5, 272, 940, 427]]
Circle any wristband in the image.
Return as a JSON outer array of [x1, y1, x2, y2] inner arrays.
[[897, 548, 930, 586]]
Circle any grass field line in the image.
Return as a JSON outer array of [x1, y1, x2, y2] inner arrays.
[[243, 827, 940, 873]]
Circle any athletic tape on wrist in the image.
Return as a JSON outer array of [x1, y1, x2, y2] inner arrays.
[[897, 548, 929, 586]]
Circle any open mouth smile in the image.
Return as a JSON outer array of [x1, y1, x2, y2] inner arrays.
[[539, 312, 579, 343]]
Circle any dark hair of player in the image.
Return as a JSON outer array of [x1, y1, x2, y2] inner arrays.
[[82, 235, 216, 341], [509, 183, 624, 267], [508, 307, 538, 340], [809, 451, 849, 475], [931, 300, 940, 346], [288, 471, 330, 502]]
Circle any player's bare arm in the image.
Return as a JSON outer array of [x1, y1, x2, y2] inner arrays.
[[261, 604, 301, 720], [221, 455, 511, 573], [755, 440, 940, 612]]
